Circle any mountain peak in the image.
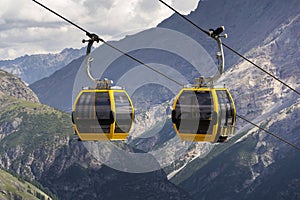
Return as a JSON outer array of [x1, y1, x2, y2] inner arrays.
[[0, 48, 85, 84], [0, 70, 39, 103]]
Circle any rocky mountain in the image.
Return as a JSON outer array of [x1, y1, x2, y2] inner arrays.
[[170, 8, 300, 200], [30, 56, 84, 112], [220, 12, 300, 120], [159, 0, 300, 69], [171, 101, 300, 200], [28, 0, 300, 176], [0, 70, 39, 104], [1, 0, 300, 199], [0, 71, 192, 199], [0, 48, 85, 84]]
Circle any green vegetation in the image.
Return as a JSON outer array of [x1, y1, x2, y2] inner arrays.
[[0, 70, 14, 77], [0, 97, 74, 155], [0, 168, 55, 200], [0, 95, 75, 200]]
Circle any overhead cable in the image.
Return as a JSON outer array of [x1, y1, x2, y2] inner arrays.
[[158, 0, 300, 96], [32, 0, 184, 87], [33, 0, 300, 151], [237, 114, 300, 150]]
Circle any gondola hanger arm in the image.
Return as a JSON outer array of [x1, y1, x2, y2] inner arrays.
[[32, 0, 183, 86]]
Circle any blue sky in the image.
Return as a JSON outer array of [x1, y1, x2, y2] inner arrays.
[[0, 0, 200, 60]]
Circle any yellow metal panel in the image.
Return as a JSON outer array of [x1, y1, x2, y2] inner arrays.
[[110, 133, 129, 140], [77, 134, 111, 141], [210, 89, 219, 142], [177, 133, 216, 142], [108, 90, 116, 139], [226, 89, 236, 125]]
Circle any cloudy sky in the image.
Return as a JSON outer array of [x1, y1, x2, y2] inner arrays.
[[0, 0, 200, 60]]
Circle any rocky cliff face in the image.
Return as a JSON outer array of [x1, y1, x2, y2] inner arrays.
[[219, 13, 300, 121], [0, 70, 39, 103], [172, 101, 300, 200], [159, 0, 300, 68], [0, 69, 40, 140], [0, 72, 72, 179], [170, 9, 300, 200], [30, 56, 84, 112], [0, 71, 192, 199]]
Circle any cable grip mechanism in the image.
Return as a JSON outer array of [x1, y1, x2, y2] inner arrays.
[[82, 32, 102, 83], [207, 26, 228, 82]]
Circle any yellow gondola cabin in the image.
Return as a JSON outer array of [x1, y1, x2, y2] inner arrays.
[[172, 86, 236, 142], [72, 81, 134, 141]]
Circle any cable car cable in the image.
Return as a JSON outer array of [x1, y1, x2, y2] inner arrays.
[[158, 0, 210, 36], [32, 0, 90, 36], [237, 114, 300, 150], [158, 0, 300, 150], [100, 41, 184, 86], [32, 0, 183, 87], [158, 0, 300, 96], [222, 44, 300, 96], [32, 0, 299, 150]]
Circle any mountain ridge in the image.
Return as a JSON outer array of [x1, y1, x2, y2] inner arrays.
[[0, 69, 39, 104], [30, 0, 300, 112], [0, 47, 85, 84], [1, 0, 299, 199]]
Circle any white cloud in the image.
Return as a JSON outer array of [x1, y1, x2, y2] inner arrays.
[[0, 0, 200, 60], [172, 0, 200, 14]]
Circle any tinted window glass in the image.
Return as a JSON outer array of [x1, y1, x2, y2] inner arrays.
[[114, 92, 133, 133], [76, 92, 94, 119], [217, 90, 234, 126], [173, 90, 213, 134], [74, 92, 112, 133]]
